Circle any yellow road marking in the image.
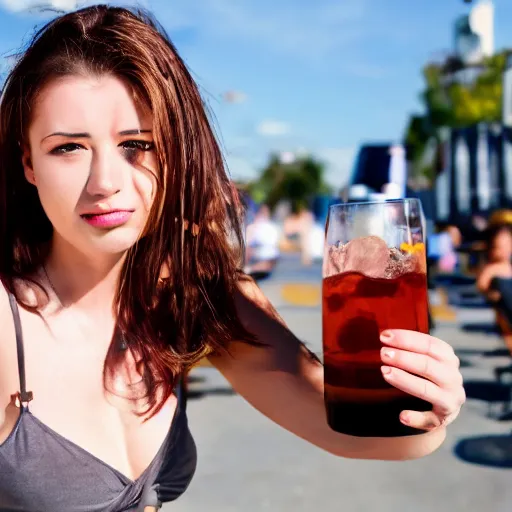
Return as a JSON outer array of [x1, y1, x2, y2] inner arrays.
[[281, 283, 321, 307]]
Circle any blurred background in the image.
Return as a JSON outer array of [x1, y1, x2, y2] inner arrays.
[[2, 0, 512, 511]]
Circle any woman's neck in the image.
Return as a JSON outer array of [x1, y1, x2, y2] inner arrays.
[[44, 235, 126, 311]]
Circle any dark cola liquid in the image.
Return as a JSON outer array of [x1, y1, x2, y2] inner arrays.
[[322, 271, 431, 437]]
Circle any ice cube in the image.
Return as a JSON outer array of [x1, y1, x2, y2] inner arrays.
[[384, 248, 412, 278], [384, 247, 425, 278], [325, 243, 347, 278], [343, 236, 389, 278]]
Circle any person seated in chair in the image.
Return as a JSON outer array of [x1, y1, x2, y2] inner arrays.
[[477, 217, 512, 356]]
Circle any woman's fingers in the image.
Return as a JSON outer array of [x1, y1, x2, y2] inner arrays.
[[399, 410, 444, 431], [380, 330, 459, 366], [381, 365, 465, 417], [379, 330, 465, 430], [380, 347, 463, 389]]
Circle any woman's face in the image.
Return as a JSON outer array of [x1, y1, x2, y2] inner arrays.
[[490, 228, 512, 263], [23, 74, 157, 259]]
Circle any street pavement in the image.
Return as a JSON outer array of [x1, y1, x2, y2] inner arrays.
[[169, 254, 512, 512]]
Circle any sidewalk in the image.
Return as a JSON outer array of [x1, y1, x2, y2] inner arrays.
[[171, 266, 512, 512]]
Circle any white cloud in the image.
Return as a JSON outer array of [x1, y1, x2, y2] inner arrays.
[[0, 0, 78, 11], [318, 147, 357, 190], [257, 120, 290, 137], [205, 1, 367, 59], [0, 0, 143, 13], [50, 0, 77, 9], [0, 1, 389, 78], [151, 0, 369, 61], [148, 0, 395, 77]]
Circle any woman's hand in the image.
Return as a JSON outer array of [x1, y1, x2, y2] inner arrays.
[[380, 329, 465, 431]]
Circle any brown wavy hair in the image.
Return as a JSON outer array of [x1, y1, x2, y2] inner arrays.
[[0, 5, 255, 416]]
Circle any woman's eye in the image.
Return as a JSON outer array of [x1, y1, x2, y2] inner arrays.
[[50, 143, 84, 155], [120, 140, 155, 165], [121, 140, 154, 151]]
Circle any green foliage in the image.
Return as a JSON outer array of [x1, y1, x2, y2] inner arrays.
[[247, 154, 332, 211], [422, 51, 506, 129], [405, 50, 509, 183], [404, 116, 431, 164], [421, 64, 455, 128]]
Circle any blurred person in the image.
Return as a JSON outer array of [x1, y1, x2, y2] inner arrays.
[[245, 204, 280, 280], [283, 206, 315, 265], [439, 225, 462, 273], [464, 215, 489, 272], [0, 5, 464, 511], [477, 222, 512, 354], [428, 223, 461, 275], [305, 220, 325, 263]]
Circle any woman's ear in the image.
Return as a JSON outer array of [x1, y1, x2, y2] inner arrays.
[[21, 146, 36, 185]]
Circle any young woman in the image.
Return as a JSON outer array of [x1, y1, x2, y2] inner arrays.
[[0, 6, 465, 511]]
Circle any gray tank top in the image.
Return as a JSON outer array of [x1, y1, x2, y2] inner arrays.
[[0, 293, 197, 511]]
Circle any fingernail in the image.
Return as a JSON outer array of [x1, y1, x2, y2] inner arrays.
[[400, 413, 410, 425], [381, 366, 392, 375], [381, 331, 393, 342], [381, 348, 395, 360]]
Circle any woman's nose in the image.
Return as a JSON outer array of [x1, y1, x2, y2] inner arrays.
[[86, 148, 123, 198]]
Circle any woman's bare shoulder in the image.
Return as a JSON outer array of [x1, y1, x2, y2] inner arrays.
[[0, 281, 12, 317], [0, 282, 16, 341], [0, 281, 20, 395]]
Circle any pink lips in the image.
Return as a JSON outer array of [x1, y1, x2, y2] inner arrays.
[[81, 210, 134, 228]]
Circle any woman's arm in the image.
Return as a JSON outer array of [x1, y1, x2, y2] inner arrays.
[[477, 264, 493, 294], [208, 278, 464, 461], [477, 264, 501, 302]]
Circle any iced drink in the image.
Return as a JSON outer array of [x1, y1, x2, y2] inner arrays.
[[323, 227, 431, 437]]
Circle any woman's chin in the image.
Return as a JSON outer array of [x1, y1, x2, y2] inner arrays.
[[83, 230, 142, 256]]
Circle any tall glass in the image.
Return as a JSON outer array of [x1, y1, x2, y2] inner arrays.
[[322, 199, 431, 437]]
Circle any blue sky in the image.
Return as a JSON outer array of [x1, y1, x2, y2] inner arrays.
[[1, 0, 511, 189]]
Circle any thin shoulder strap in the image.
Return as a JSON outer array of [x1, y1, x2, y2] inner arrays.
[[7, 293, 33, 408]]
